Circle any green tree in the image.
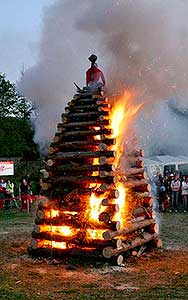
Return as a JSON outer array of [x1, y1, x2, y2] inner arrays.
[[0, 73, 39, 159], [0, 73, 34, 118]]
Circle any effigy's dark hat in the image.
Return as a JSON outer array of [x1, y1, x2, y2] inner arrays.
[[88, 54, 97, 62]]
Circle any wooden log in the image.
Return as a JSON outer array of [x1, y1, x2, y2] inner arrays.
[[101, 190, 120, 205], [132, 207, 152, 216], [102, 219, 155, 240], [99, 156, 108, 165], [132, 183, 151, 193], [68, 100, 110, 108], [98, 206, 118, 224], [32, 231, 78, 243], [73, 93, 92, 99], [57, 119, 111, 129], [132, 192, 153, 206], [146, 223, 160, 234], [126, 171, 148, 180], [128, 159, 144, 168], [124, 178, 150, 188], [54, 128, 112, 138], [117, 255, 124, 266], [70, 97, 106, 104], [122, 179, 151, 193], [65, 104, 110, 113], [61, 111, 109, 122], [50, 138, 116, 149], [125, 168, 145, 176], [55, 164, 114, 173], [46, 175, 118, 185], [143, 198, 153, 207], [34, 217, 119, 232], [95, 183, 111, 194], [102, 233, 158, 258], [30, 238, 110, 252], [102, 199, 116, 206], [101, 203, 119, 211], [126, 149, 144, 157], [49, 150, 116, 161]]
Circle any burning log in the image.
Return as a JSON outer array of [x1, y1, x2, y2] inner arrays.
[[102, 232, 158, 258], [95, 183, 111, 194], [99, 207, 119, 224], [102, 219, 156, 240], [32, 231, 78, 243]]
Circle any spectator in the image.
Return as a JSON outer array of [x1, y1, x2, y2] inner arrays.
[[181, 176, 188, 212], [159, 178, 168, 212], [0, 178, 6, 208], [170, 175, 181, 212], [19, 178, 31, 212], [6, 179, 18, 208]]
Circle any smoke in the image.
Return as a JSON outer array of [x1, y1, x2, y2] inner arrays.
[[19, 0, 188, 156]]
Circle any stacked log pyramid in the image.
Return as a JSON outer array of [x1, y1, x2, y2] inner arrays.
[[29, 88, 160, 264]]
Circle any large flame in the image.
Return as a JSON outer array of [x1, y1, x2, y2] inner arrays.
[[87, 90, 143, 231], [110, 90, 143, 167]]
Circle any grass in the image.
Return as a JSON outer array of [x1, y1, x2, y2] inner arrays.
[[0, 210, 187, 300]]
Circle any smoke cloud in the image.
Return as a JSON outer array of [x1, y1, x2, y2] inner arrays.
[[19, 0, 188, 156]]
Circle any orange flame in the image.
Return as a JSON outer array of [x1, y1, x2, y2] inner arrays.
[[110, 90, 143, 168], [86, 229, 104, 240], [45, 209, 59, 218], [87, 90, 143, 230]]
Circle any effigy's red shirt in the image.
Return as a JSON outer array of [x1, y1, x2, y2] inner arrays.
[[86, 65, 106, 86]]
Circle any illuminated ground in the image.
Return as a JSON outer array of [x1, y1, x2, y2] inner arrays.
[[0, 209, 187, 300]]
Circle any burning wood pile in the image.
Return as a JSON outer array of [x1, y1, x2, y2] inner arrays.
[[29, 88, 160, 264]]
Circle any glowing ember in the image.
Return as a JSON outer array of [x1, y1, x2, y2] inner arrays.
[[45, 209, 59, 218], [112, 183, 128, 227], [86, 229, 104, 240], [62, 211, 78, 215], [43, 240, 67, 249], [87, 189, 105, 223], [38, 225, 78, 236]]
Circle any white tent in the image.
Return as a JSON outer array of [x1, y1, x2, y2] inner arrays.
[[143, 155, 188, 177]]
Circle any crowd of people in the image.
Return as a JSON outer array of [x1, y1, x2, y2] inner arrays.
[[152, 172, 188, 212], [0, 175, 33, 212]]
